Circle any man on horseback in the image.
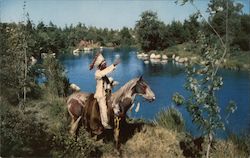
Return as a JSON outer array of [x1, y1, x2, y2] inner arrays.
[[89, 52, 120, 129]]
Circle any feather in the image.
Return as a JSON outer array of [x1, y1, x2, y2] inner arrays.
[[135, 102, 140, 113], [130, 103, 135, 112]]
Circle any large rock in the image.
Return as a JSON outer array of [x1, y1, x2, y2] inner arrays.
[[172, 54, 175, 59], [137, 53, 143, 58], [73, 48, 80, 56], [175, 56, 180, 62], [150, 53, 156, 59], [162, 55, 168, 60], [178, 58, 185, 63], [150, 53, 161, 59], [142, 53, 149, 57], [155, 54, 161, 59], [184, 57, 188, 62], [137, 53, 149, 60]]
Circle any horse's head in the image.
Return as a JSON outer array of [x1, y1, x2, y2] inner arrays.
[[134, 76, 155, 102]]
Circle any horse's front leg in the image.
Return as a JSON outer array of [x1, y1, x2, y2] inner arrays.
[[114, 116, 121, 149], [70, 116, 82, 136]]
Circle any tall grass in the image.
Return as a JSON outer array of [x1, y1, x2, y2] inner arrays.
[[0, 100, 53, 157], [227, 133, 250, 156], [154, 106, 185, 132], [0, 95, 100, 157]]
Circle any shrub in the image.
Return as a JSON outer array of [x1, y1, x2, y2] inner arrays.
[[51, 126, 100, 157], [0, 101, 52, 157], [154, 107, 185, 132], [0, 97, 100, 157]]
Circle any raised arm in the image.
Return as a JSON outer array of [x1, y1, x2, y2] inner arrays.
[[95, 64, 116, 79]]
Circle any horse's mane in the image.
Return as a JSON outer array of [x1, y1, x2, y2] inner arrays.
[[111, 78, 139, 103]]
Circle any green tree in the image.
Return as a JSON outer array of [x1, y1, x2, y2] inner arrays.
[[42, 54, 69, 97], [135, 10, 166, 52], [183, 13, 200, 42], [233, 14, 250, 51], [173, 32, 236, 158], [0, 23, 29, 107], [118, 27, 134, 47], [168, 20, 186, 44], [207, 0, 244, 50], [174, 1, 238, 157]]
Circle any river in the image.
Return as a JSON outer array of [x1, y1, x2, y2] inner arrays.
[[61, 48, 250, 137]]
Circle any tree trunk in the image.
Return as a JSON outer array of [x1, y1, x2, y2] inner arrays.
[[24, 46, 27, 102], [206, 133, 213, 158]]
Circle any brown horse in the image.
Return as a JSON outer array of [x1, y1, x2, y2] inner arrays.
[[67, 76, 155, 146]]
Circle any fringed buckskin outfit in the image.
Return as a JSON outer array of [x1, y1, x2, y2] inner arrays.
[[91, 53, 117, 128]]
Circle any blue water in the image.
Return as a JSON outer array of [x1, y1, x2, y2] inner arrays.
[[61, 49, 250, 137]]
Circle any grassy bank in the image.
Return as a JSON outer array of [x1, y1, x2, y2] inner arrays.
[[168, 43, 250, 71], [1, 99, 249, 157], [140, 42, 250, 71]]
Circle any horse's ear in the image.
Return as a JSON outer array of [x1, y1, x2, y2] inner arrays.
[[139, 75, 143, 81]]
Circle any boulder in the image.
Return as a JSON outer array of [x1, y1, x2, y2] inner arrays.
[[150, 53, 156, 59], [137, 54, 143, 58], [178, 58, 185, 63], [175, 56, 180, 62], [172, 54, 175, 59], [143, 53, 149, 57], [184, 57, 188, 62], [162, 55, 168, 60], [73, 49, 80, 56], [137, 53, 149, 60], [155, 54, 161, 59]]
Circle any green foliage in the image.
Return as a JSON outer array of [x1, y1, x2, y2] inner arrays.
[[118, 27, 135, 47], [233, 14, 250, 51], [134, 10, 203, 52], [207, 0, 250, 51], [0, 22, 39, 105], [172, 31, 238, 157], [135, 10, 167, 52], [183, 13, 200, 42], [168, 20, 186, 44], [51, 127, 99, 158], [0, 101, 52, 157], [172, 92, 185, 106], [0, 96, 99, 157], [154, 107, 185, 132], [35, 97, 100, 157], [183, 32, 226, 134], [42, 55, 69, 97]]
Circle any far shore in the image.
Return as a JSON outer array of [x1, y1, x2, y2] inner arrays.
[[136, 43, 250, 71]]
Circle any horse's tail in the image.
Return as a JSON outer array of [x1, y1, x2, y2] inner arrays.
[[65, 97, 73, 123]]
